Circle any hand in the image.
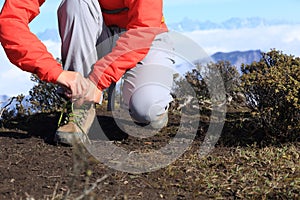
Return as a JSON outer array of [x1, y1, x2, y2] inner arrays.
[[71, 78, 102, 106], [56, 71, 89, 100], [82, 78, 102, 104]]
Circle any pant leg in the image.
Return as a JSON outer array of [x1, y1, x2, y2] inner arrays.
[[57, 0, 174, 121], [122, 32, 176, 124], [57, 0, 122, 110], [96, 26, 125, 111], [57, 0, 103, 77]]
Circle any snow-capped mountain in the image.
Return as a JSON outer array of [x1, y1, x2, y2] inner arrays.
[[168, 17, 300, 32], [35, 17, 300, 42]]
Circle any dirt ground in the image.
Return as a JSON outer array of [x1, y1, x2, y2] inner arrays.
[[0, 105, 195, 199], [0, 105, 299, 200]]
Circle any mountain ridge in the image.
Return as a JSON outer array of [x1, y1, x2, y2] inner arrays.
[[211, 49, 262, 69], [35, 17, 300, 42], [168, 17, 300, 32]]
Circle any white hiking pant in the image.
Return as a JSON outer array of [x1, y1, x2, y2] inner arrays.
[[57, 0, 175, 125]]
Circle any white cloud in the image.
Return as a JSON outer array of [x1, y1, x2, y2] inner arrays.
[[0, 40, 61, 96], [183, 24, 300, 56], [1, 24, 300, 96], [42, 40, 61, 59], [0, 66, 33, 96]]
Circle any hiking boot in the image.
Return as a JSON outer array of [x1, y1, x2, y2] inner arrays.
[[54, 102, 96, 146]]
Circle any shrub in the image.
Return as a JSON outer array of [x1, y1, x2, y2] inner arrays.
[[173, 61, 241, 104], [28, 74, 65, 114], [0, 95, 27, 121], [0, 74, 65, 125], [241, 49, 300, 137], [170, 60, 243, 124], [204, 61, 242, 104]]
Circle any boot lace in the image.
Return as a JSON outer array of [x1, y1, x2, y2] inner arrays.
[[57, 102, 89, 134]]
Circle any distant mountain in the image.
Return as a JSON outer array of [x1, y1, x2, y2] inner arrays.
[[35, 17, 300, 43], [0, 95, 9, 105], [211, 50, 262, 71], [168, 17, 300, 32], [35, 17, 299, 42]]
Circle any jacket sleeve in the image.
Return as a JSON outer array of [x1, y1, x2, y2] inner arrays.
[[89, 0, 167, 91], [0, 0, 63, 83]]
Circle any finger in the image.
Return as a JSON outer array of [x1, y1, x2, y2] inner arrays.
[[74, 75, 89, 98], [74, 98, 84, 107], [69, 72, 83, 97], [81, 78, 90, 96], [64, 88, 72, 98]]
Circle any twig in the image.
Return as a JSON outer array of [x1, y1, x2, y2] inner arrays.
[[0, 97, 16, 119], [51, 182, 59, 200], [74, 174, 109, 200]]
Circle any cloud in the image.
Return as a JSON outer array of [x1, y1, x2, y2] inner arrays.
[[42, 40, 61, 58], [0, 40, 61, 96], [0, 47, 33, 96], [183, 24, 300, 56], [0, 66, 33, 96], [1, 24, 300, 96]]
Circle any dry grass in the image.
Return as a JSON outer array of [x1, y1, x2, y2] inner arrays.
[[0, 107, 299, 199]]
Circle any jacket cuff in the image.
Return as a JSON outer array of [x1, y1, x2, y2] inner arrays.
[[89, 72, 106, 91], [38, 62, 64, 83]]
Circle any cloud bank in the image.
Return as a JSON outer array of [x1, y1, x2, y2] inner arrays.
[[0, 40, 61, 96], [0, 24, 300, 96], [184, 24, 300, 56]]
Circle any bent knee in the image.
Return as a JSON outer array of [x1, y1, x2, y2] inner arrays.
[[128, 85, 173, 123]]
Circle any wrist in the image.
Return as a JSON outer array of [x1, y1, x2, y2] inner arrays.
[[95, 88, 103, 104], [87, 77, 103, 104]]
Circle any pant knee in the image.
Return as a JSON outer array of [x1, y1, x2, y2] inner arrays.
[[128, 85, 173, 123]]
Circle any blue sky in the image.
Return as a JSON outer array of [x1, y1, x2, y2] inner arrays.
[[0, 0, 300, 96], [164, 0, 300, 24], [0, 0, 298, 33]]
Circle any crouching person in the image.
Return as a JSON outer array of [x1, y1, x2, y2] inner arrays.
[[0, 0, 175, 146]]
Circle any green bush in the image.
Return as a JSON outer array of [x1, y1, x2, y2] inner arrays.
[[176, 61, 241, 104], [170, 60, 242, 121], [28, 74, 65, 114], [241, 49, 300, 137], [0, 95, 28, 121], [0, 74, 65, 125]]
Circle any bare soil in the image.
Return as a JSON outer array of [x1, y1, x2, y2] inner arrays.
[[0, 106, 299, 200]]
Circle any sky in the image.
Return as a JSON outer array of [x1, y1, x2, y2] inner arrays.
[[23, 0, 300, 32], [164, 0, 300, 24], [0, 0, 300, 96], [14, 0, 300, 32]]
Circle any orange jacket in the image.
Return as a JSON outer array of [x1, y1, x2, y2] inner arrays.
[[0, 0, 167, 90]]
